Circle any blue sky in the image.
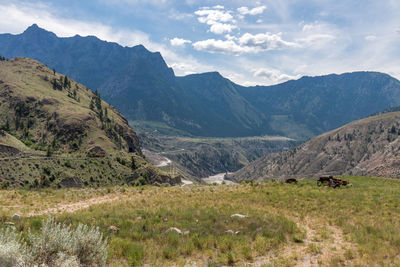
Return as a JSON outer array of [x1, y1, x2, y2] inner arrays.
[[0, 0, 399, 85]]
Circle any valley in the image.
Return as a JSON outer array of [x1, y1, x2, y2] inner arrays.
[[0, 5, 400, 265], [139, 133, 298, 181]]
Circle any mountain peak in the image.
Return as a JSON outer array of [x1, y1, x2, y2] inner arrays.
[[22, 24, 56, 38], [24, 24, 40, 32]]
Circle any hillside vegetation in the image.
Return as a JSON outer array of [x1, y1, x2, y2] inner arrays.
[[2, 25, 400, 139], [1, 176, 400, 266], [0, 57, 178, 188], [229, 111, 400, 181]]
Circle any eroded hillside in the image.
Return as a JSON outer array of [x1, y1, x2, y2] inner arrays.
[[229, 112, 400, 181]]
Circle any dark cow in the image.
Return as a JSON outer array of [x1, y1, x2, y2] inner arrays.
[[317, 176, 334, 186], [318, 176, 349, 188], [285, 178, 298, 184]]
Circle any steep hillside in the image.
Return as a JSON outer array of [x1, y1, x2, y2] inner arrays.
[[175, 72, 271, 137], [229, 111, 400, 181], [2, 25, 400, 139], [0, 57, 179, 187]]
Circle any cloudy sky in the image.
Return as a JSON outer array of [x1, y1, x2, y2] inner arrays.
[[0, 0, 399, 85]]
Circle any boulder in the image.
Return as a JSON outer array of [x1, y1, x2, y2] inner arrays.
[[231, 214, 248, 219], [109, 225, 120, 233], [87, 146, 106, 158]]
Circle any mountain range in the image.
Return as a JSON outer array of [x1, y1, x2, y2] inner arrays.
[[1, 24, 400, 140]]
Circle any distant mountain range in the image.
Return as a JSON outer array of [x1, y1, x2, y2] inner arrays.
[[228, 110, 400, 181], [2, 24, 400, 139]]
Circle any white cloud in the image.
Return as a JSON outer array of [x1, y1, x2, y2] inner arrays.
[[237, 6, 267, 16], [193, 39, 245, 55], [238, 32, 299, 50], [194, 7, 237, 35], [168, 9, 193, 20], [193, 31, 298, 55], [210, 22, 237, 34], [195, 9, 234, 24], [295, 22, 338, 49], [365, 35, 377, 41], [253, 68, 299, 83], [213, 5, 224, 9], [170, 37, 191, 46]]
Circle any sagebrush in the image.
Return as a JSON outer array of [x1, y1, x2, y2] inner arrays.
[[0, 218, 107, 267]]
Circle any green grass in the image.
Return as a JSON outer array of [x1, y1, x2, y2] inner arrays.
[[1, 176, 400, 265]]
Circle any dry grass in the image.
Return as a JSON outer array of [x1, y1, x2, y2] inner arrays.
[[1, 176, 400, 266]]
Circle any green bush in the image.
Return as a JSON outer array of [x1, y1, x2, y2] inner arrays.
[[0, 218, 108, 266], [0, 228, 27, 267]]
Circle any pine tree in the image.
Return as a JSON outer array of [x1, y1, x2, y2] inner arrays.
[[89, 99, 95, 110], [131, 156, 136, 170], [46, 146, 53, 157], [5, 119, 9, 131]]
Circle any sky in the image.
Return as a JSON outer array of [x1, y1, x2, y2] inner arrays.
[[0, 0, 399, 86]]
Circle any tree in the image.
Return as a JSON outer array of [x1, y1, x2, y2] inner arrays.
[[47, 145, 53, 157], [131, 156, 136, 170], [89, 99, 95, 110], [63, 76, 71, 88]]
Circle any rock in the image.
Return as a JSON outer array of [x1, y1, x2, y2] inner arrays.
[[231, 214, 248, 219], [87, 146, 106, 158], [12, 213, 21, 220], [225, 230, 240, 235], [167, 227, 183, 234], [109, 225, 120, 233], [60, 177, 83, 188]]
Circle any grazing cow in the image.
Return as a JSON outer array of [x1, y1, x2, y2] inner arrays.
[[285, 178, 298, 184], [318, 176, 350, 188], [317, 176, 333, 186]]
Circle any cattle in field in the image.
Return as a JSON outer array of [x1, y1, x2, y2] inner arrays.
[[285, 178, 298, 184], [317, 176, 350, 188]]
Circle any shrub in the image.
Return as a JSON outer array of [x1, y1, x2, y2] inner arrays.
[[0, 218, 107, 266], [0, 227, 27, 267], [28, 218, 107, 266]]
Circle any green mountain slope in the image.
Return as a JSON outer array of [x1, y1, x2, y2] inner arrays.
[[0, 57, 179, 188]]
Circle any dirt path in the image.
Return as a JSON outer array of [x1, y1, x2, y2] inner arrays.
[[248, 217, 353, 266], [27, 193, 132, 217]]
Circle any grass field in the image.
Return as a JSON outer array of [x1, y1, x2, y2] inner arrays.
[[1, 176, 400, 266]]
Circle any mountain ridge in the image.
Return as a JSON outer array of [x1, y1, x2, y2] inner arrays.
[[1, 25, 400, 139]]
